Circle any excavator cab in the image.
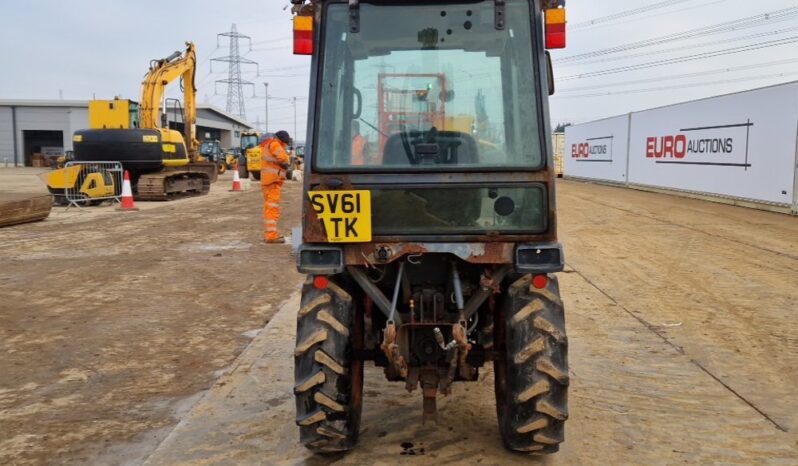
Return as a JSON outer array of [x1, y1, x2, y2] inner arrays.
[[292, 0, 568, 455]]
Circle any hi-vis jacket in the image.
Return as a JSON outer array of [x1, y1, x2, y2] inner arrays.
[[260, 137, 290, 184]]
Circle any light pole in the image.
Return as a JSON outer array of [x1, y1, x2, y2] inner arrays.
[[292, 97, 297, 142], [263, 83, 269, 133]]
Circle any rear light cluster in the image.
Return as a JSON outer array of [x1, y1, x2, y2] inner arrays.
[[294, 15, 313, 55], [545, 8, 566, 49]]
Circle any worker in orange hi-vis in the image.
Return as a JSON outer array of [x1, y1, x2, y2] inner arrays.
[[260, 130, 292, 244], [351, 121, 369, 166]]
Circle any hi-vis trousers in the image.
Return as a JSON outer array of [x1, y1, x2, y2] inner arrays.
[[262, 179, 284, 241]]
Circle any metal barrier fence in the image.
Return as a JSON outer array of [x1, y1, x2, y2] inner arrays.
[[63, 161, 124, 208]]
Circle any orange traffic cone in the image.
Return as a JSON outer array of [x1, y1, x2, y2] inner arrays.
[[117, 170, 139, 211], [231, 165, 242, 192]]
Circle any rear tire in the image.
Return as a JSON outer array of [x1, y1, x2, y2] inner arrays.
[[495, 274, 568, 454], [294, 279, 363, 453]]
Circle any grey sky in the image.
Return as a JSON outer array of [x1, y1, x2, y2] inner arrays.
[[2, 0, 797, 138], [550, 0, 798, 125], [0, 0, 309, 137]]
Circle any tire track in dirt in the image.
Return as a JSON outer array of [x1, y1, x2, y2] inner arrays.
[[568, 264, 787, 433], [558, 180, 798, 433]]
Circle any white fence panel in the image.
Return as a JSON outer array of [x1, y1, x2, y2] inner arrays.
[[564, 115, 630, 184], [628, 83, 798, 206]]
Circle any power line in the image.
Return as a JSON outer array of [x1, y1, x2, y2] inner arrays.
[[247, 46, 294, 53], [572, 0, 728, 33], [558, 36, 798, 81], [558, 25, 798, 67], [557, 6, 798, 63], [557, 57, 798, 93], [250, 37, 292, 46], [552, 72, 798, 99], [570, 0, 693, 30]]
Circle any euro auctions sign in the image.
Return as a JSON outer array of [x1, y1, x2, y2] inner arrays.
[[628, 82, 798, 206], [571, 137, 613, 161], [563, 115, 630, 183], [644, 120, 752, 168]]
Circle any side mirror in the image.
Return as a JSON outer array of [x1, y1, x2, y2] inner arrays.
[[546, 51, 555, 96], [352, 87, 363, 119]]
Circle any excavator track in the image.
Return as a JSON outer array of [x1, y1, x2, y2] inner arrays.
[[135, 170, 211, 201]]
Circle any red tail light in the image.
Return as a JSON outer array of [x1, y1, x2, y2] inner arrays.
[[313, 275, 329, 290], [532, 274, 549, 290], [545, 8, 566, 49], [294, 16, 313, 55]]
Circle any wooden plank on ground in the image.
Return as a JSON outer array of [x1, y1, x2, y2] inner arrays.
[[0, 193, 52, 227]]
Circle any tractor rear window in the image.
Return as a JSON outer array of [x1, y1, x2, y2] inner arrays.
[[371, 185, 547, 235], [315, 1, 543, 172]]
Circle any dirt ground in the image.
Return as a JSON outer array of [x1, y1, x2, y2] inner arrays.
[[0, 170, 303, 465], [2, 173, 797, 465]]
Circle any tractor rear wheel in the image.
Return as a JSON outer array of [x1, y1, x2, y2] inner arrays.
[[294, 278, 363, 453], [494, 274, 569, 454]]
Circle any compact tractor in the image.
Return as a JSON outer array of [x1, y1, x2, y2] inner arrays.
[[291, 0, 568, 454]]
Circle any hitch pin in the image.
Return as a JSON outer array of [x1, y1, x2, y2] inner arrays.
[[433, 327, 458, 351]]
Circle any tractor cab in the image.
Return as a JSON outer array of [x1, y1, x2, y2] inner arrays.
[[291, 0, 569, 455], [297, 0, 564, 243]]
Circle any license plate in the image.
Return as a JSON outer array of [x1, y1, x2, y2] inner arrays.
[[308, 190, 372, 243]]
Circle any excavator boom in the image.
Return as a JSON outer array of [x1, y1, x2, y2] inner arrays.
[[139, 42, 198, 160]]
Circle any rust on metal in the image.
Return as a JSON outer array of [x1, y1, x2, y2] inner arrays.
[[342, 242, 518, 266], [380, 322, 408, 379], [420, 367, 440, 423], [479, 269, 502, 294], [452, 323, 475, 380], [301, 198, 326, 243]]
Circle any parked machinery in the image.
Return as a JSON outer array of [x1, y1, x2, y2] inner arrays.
[[239, 130, 263, 180], [198, 139, 227, 175], [49, 42, 217, 201], [290, 0, 569, 455]]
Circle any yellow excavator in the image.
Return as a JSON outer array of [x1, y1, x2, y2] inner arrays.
[[48, 42, 217, 201]]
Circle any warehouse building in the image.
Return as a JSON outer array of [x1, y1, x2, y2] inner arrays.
[[0, 100, 252, 167]]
